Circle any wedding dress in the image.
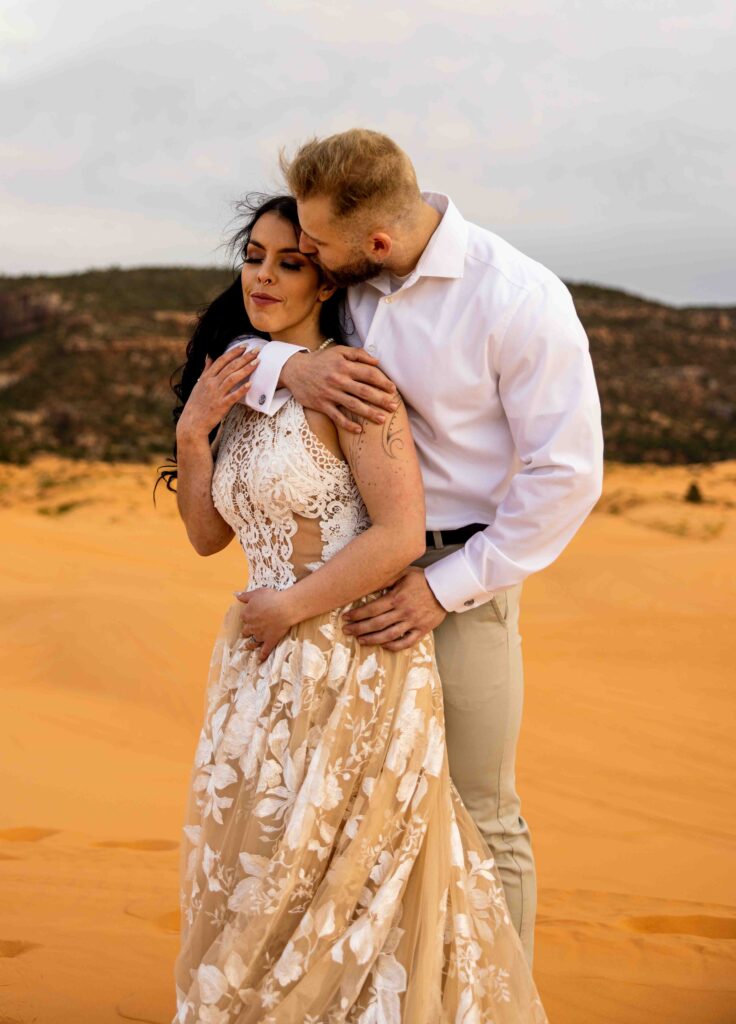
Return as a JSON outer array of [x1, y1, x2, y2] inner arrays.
[[173, 393, 548, 1024]]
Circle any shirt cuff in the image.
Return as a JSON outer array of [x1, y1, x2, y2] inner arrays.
[[423, 547, 494, 613], [242, 340, 308, 415]]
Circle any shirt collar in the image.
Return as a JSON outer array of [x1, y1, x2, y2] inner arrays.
[[363, 191, 467, 295]]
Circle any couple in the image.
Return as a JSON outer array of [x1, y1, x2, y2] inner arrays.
[[165, 128, 603, 1022]]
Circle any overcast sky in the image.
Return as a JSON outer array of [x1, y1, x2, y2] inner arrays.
[[1, 0, 733, 304]]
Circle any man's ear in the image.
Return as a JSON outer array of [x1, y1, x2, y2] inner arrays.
[[368, 232, 393, 261]]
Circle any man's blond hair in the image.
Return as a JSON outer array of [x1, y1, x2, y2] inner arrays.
[[280, 128, 421, 222]]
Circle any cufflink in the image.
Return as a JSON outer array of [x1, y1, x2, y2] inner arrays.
[[258, 394, 266, 406], [463, 599, 475, 607]]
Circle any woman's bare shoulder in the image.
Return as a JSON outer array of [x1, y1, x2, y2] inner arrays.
[[337, 392, 416, 478]]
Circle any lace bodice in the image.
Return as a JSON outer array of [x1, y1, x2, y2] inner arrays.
[[211, 396, 370, 591]]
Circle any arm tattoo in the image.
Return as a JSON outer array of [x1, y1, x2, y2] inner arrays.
[[382, 403, 405, 460], [344, 410, 368, 478], [344, 395, 406, 481]]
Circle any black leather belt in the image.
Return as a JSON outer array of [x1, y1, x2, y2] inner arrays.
[[425, 523, 487, 549]]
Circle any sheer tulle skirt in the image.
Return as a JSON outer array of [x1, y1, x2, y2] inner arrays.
[[173, 596, 547, 1024]]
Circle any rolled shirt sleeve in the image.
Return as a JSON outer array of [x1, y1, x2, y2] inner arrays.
[[225, 338, 307, 415], [424, 280, 604, 614]]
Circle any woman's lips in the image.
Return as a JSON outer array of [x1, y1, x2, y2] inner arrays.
[[250, 293, 282, 307]]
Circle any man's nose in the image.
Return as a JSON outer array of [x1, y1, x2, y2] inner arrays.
[[299, 231, 317, 255]]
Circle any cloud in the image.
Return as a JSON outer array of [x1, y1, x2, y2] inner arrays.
[[1, 0, 734, 303]]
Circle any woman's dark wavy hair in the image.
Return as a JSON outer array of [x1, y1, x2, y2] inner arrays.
[[153, 193, 346, 500]]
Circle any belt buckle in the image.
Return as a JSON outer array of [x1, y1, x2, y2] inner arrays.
[[431, 530, 445, 550]]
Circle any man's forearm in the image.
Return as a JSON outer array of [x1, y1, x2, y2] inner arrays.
[[245, 340, 398, 431], [279, 349, 308, 391], [241, 340, 307, 415], [425, 455, 603, 613]]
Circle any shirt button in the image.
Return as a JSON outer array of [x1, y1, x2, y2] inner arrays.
[[258, 394, 266, 406], [463, 599, 475, 607], [385, 296, 392, 304]]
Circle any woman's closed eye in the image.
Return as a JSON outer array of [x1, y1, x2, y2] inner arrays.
[[243, 256, 303, 271]]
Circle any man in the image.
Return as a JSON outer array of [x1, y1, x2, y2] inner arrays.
[[241, 128, 604, 967]]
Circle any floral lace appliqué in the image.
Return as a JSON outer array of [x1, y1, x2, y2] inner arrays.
[[210, 397, 370, 590]]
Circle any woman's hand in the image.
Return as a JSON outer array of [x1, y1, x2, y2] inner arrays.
[[177, 345, 260, 442], [235, 587, 298, 661]]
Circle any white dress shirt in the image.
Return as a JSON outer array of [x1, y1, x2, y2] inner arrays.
[[241, 191, 604, 613]]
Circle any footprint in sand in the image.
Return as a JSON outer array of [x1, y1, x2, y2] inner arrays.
[[94, 838, 178, 851], [0, 939, 40, 958], [116, 990, 175, 1024], [0, 826, 59, 842], [124, 897, 180, 934], [621, 914, 736, 939]]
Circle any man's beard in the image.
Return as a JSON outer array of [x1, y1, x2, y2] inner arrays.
[[317, 252, 385, 288]]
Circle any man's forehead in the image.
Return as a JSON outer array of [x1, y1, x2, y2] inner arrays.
[[296, 196, 336, 236]]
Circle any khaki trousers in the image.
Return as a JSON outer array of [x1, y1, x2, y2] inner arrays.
[[413, 544, 537, 967]]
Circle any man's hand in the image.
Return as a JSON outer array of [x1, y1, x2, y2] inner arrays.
[[281, 346, 399, 434], [341, 567, 447, 651]]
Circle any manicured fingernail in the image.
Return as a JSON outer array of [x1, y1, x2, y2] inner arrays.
[[377, 414, 386, 423]]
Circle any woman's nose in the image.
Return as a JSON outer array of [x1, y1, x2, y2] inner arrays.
[[256, 265, 274, 284]]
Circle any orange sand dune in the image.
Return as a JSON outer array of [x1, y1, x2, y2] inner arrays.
[[1, 457, 734, 1023]]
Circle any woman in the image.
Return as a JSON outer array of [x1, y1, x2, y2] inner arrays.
[[159, 195, 547, 1023]]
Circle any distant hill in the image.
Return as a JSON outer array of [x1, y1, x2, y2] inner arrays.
[[0, 267, 734, 465]]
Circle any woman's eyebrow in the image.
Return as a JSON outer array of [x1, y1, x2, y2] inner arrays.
[[247, 238, 303, 254]]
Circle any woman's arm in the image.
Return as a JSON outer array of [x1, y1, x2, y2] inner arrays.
[[237, 394, 427, 656], [291, 395, 426, 614], [176, 345, 259, 556], [176, 426, 235, 556]]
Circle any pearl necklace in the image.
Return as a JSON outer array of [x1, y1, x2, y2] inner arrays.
[[317, 337, 335, 351]]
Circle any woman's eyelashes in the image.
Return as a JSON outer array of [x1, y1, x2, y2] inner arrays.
[[243, 255, 303, 271]]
